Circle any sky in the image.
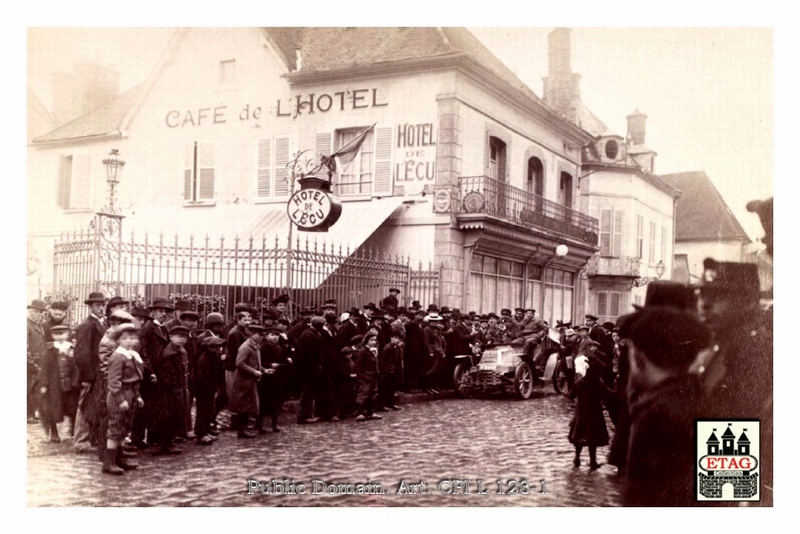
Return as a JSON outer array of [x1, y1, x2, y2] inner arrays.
[[27, 27, 773, 241]]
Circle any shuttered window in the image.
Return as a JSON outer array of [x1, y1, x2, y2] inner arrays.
[[649, 221, 656, 263], [636, 215, 644, 258], [257, 138, 271, 198], [661, 225, 668, 262], [596, 291, 626, 324], [373, 126, 393, 195], [274, 135, 290, 198], [599, 208, 624, 257], [57, 155, 72, 209], [183, 142, 215, 202]]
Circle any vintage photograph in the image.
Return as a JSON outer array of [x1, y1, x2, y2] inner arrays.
[[25, 26, 773, 507]]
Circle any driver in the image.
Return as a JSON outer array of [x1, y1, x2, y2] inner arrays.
[[518, 308, 548, 369]]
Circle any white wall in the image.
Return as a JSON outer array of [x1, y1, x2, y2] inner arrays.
[[677, 240, 745, 282]]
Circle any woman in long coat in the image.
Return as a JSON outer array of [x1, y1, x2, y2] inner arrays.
[[229, 325, 266, 438], [568, 342, 609, 470]]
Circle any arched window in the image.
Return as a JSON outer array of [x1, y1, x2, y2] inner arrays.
[[526, 157, 544, 196]]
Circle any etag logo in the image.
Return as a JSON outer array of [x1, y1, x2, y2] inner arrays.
[[696, 420, 760, 501]]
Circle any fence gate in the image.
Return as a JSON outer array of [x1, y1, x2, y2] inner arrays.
[[52, 214, 440, 327]]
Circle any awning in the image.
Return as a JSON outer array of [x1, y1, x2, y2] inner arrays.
[[114, 197, 408, 289]]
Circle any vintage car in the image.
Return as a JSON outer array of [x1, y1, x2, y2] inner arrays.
[[453, 328, 571, 399]]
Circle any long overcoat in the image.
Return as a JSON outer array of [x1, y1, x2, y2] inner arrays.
[[38, 345, 65, 423], [354, 346, 379, 404], [150, 342, 188, 441], [229, 338, 263, 415]]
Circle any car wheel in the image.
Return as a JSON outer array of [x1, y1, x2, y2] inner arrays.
[[553, 359, 571, 395], [514, 362, 534, 400], [453, 363, 471, 398]]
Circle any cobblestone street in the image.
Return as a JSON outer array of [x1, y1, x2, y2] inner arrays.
[[27, 390, 622, 507]]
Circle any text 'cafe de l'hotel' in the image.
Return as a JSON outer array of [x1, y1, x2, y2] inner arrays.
[[28, 27, 694, 325]]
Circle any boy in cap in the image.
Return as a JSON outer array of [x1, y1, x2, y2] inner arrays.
[[339, 335, 363, 418], [354, 334, 382, 422], [230, 324, 269, 438], [102, 324, 144, 475], [378, 332, 404, 411], [224, 309, 253, 430], [95, 310, 134, 461], [270, 294, 290, 321], [149, 325, 190, 455], [257, 327, 291, 433], [192, 334, 226, 445], [178, 310, 201, 440], [38, 325, 79, 442]]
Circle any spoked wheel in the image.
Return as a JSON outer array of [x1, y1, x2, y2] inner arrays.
[[553, 359, 571, 395], [514, 362, 534, 399], [453, 363, 471, 398]]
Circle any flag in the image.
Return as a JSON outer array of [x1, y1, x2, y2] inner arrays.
[[322, 123, 376, 173]]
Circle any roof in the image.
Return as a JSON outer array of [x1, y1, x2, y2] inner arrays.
[[660, 171, 750, 242], [268, 27, 543, 104], [738, 431, 750, 443], [31, 84, 144, 144], [722, 426, 736, 438], [573, 100, 610, 138], [706, 431, 719, 443]]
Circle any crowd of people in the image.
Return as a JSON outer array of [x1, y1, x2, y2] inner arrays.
[[25, 198, 772, 505]]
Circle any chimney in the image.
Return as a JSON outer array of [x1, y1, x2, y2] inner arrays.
[[626, 108, 647, 145], [52, 62, 119, 124], [542, 28, 581, 121]]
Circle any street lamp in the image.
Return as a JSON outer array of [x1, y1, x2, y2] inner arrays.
[[631, 260, 667, 288], [556, 244, 569, 257], [655, 260, 666, 279], [102, 149, 126, 214]]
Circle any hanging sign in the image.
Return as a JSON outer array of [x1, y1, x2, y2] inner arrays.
[[287, 176, 342, 232]]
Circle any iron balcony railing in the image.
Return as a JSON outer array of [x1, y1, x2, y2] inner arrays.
[[457, 175, 599, 245], [586, 255, 642, 277]]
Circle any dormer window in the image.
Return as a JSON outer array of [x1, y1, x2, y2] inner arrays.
[[605, 139, 619, 159]]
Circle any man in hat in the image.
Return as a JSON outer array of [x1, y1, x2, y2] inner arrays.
[[289, 306, 314, 345], [403, 309, 426, 393], [410, 300, 422, 313], [421, 311, 446, 393], [336, 308, 362, 353], [43, 300, 70, 342], [584, 314, 608, 347], [150, 324, 191, 454], [131, 296, 173, 449], [178, 310, 201, 440], [380, 287, 401, 311], [130, 306, 153, 330], [695, 258, 772, 503], [72, 292, 106, 453], [195, 312, 226, 429], [270, 294, 291, 322], [103, 296, 128, 328], [317, 306, 342, 422], [191, 335, 225, 445], [296, 316, 326, 424], [164, 299, 193, 332], [620, 306, 712, 506], [257, 326, 292, 433], [27, 299, 48, 424]]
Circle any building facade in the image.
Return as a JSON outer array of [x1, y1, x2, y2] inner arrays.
[[28, 27, 599, 322], [541, 28, 679, 324]]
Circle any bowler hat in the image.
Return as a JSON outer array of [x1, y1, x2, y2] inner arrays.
[[28, 299, 47, 311], [205, 312, 225, 326], [371, 309, 385, 319], [245, 324, 267, 334], [173, 299, 193, 312], [602, 321, 615, 330], [179, 310, 201, 321], [635, 281, 697, 312], [111, 323, 139, 341], [148, 297, 174, 311], [84, 292, 106, 305], [441, 306, 451, 314], [106, 296, 127, 308], [350, 334, 364, 345], [270, 293, 290, 306], [50, 301, 69, 311], [168, 325, 190, 336], [585, 314, 598, 321], [426, 304, 439, 313], [410, 300, 421, 309], [363, 302, 377, 310], [131, 306, 151, 320], [389, 287, 401, 294]]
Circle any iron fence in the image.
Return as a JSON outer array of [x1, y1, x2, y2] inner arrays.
[[52, 216, 440, 328], [458, 175, 599, 245]]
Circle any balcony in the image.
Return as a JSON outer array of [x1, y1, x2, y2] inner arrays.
[[586, 255, 642, 278], [456, 175, 599, 246]]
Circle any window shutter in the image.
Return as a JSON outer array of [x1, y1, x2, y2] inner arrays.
[[197, 143, 215, 200], [373, 126, 393, 195], [613, 210, 623, 257], [257, 138, 271, 198], [274, 135, 290, 197], [609, 293, 621, 319], [184, 144, 194, 201], [57, 155, 70, 209], [70, 154, 91, 209], [597, 292, 608, 319], [600, 208, 612, 256], [316, 132, 332, 166]]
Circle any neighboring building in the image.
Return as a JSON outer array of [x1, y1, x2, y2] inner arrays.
[[28, 27, 600, 321], [27, 87, 59, 144], [660, 170, 750, 284], [542, 28, 680, 324]]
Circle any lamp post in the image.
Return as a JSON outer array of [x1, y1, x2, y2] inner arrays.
[[632, 260, 667, 288], [97, 148, 126, 295], [655, 260, 666, 279]]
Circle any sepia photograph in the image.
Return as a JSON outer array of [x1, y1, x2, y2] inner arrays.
[[19, 6, 783, 515]]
